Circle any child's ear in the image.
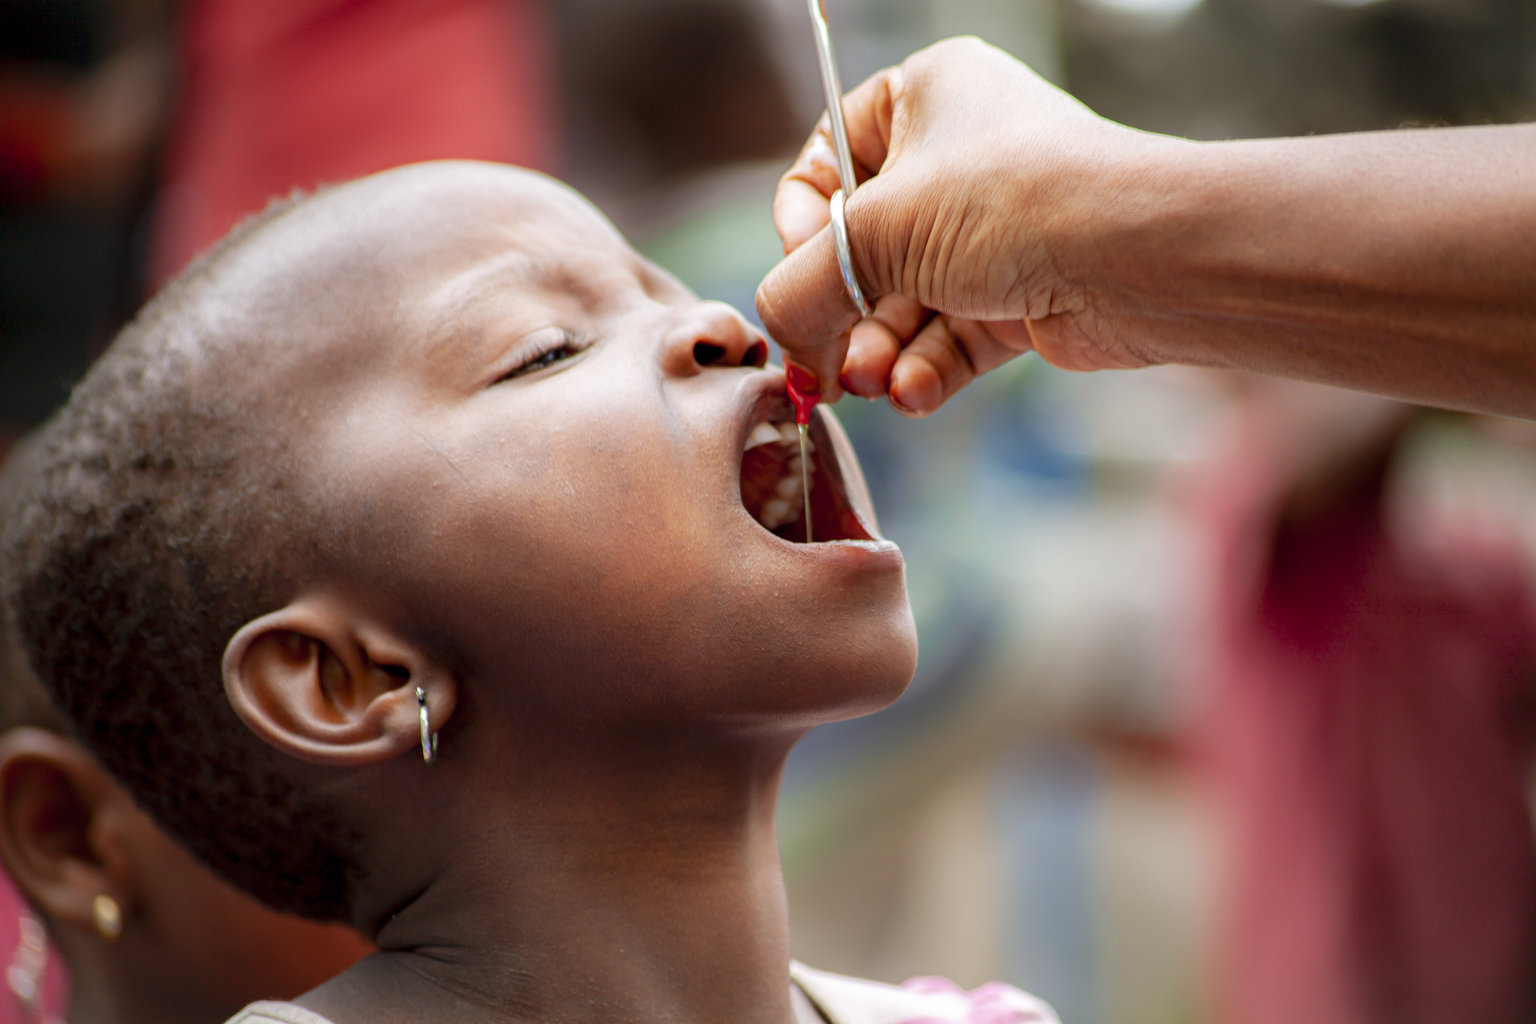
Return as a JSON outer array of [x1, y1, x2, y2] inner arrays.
[[222, 594, 457, 766], [0, 728, 135, 939]]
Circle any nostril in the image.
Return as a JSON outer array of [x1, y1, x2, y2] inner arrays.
[[692, 339, 768, 368]]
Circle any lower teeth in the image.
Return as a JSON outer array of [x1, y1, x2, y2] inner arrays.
[[761, 497, 794, 529]]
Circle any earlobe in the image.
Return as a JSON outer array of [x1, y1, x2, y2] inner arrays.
[[0, 729, 127, 936], [222, 595, 456, 766]]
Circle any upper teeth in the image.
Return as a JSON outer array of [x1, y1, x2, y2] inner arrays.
[[745, 420, 816, 531], [745, 421, 780, 450], [744, 420, 814, 453]]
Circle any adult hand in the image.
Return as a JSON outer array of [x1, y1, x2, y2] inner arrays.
[[757, 37, 1536, 421], [756, 37, 1172, 415]]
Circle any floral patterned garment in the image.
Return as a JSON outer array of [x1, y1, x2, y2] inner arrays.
[[790, 963, 1060, 1024]]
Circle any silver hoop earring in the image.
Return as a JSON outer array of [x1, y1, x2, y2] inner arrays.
[[416, 686, 438, 764]]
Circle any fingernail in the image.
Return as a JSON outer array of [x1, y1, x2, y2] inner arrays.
[[888, 390, 918, 416]]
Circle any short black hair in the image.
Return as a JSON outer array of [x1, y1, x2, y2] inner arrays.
[[0, 608, 66, 737], [0, 441, 69, 736], [1, 192, 361, 921]]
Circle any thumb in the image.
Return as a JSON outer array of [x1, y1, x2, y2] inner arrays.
[[755, 225, 864, 391]]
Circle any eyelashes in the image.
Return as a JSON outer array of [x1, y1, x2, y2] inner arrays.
[[496, 328, 590, 383]]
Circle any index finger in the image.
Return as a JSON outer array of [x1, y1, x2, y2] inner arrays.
[[756, 224, 860, 391], [773, 130, 843, 253], [772, 64, 898, 254]]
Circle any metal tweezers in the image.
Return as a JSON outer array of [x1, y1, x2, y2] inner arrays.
[[805, 0, 874, 318]]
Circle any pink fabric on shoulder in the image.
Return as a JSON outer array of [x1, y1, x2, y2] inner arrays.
[[896, 977, 1053, 1024], [789, 963, 1058, 1024]]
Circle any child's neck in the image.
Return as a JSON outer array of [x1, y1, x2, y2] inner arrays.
[[303, 722, 807, 1024]]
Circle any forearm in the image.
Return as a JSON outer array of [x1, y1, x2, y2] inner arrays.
[[1082, 124, 1536, 417]]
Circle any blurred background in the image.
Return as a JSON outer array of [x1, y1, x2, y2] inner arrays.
[[4, 1, 1536, 1022]]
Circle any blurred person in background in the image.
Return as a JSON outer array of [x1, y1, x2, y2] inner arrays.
[[0, 0, 170, 444], [147, 0, 559, 288], [553, 0, 805, 235], [1186, 381, 1536, 1024], [0, 444, 371, 1023]]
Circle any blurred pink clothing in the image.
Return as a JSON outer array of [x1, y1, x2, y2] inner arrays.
[[1195, 418, 1536, 1024], [150, 0, 557, 288], [0, 872, 65, 1024]]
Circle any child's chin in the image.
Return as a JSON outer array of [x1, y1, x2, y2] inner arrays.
[[803, 606, 920, 721]]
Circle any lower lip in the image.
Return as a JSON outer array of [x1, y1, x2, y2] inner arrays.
[[749, 519, 905, 571]]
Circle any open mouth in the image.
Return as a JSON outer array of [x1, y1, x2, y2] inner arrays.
[[739, 410, 875, 544]]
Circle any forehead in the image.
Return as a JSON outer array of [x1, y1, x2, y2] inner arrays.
[[231, 162, 643, 371], [317, 163, 633, 295], [253, 165, 629, 308]]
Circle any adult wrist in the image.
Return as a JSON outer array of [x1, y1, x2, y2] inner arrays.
[[1041, 128, 1202, 369]]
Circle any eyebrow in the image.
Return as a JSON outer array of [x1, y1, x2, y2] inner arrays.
[[419, 253, 540, 362], [419, 251, 622, 364]]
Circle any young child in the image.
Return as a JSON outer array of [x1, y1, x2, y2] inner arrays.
[[2, 161, 1058, 1024], [0, 447, 371, 1023]]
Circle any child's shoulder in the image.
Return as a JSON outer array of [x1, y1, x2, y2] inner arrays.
[[790, 962, 1060, 1024], [226, 971, 1060, 1024]]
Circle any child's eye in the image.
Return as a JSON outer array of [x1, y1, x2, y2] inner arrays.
[[497, 329, 587, 383], [521, 346, 574, 373]]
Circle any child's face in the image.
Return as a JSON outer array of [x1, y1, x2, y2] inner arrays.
[[260, 163, 917, 727]]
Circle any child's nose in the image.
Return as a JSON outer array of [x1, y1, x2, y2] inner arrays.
[[660, 302, 769, 376]]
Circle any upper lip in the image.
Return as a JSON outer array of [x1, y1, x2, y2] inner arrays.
[[733, 368, 797, 452]]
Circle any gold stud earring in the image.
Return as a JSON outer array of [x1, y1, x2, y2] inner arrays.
[[92, 894, 121, 942]]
